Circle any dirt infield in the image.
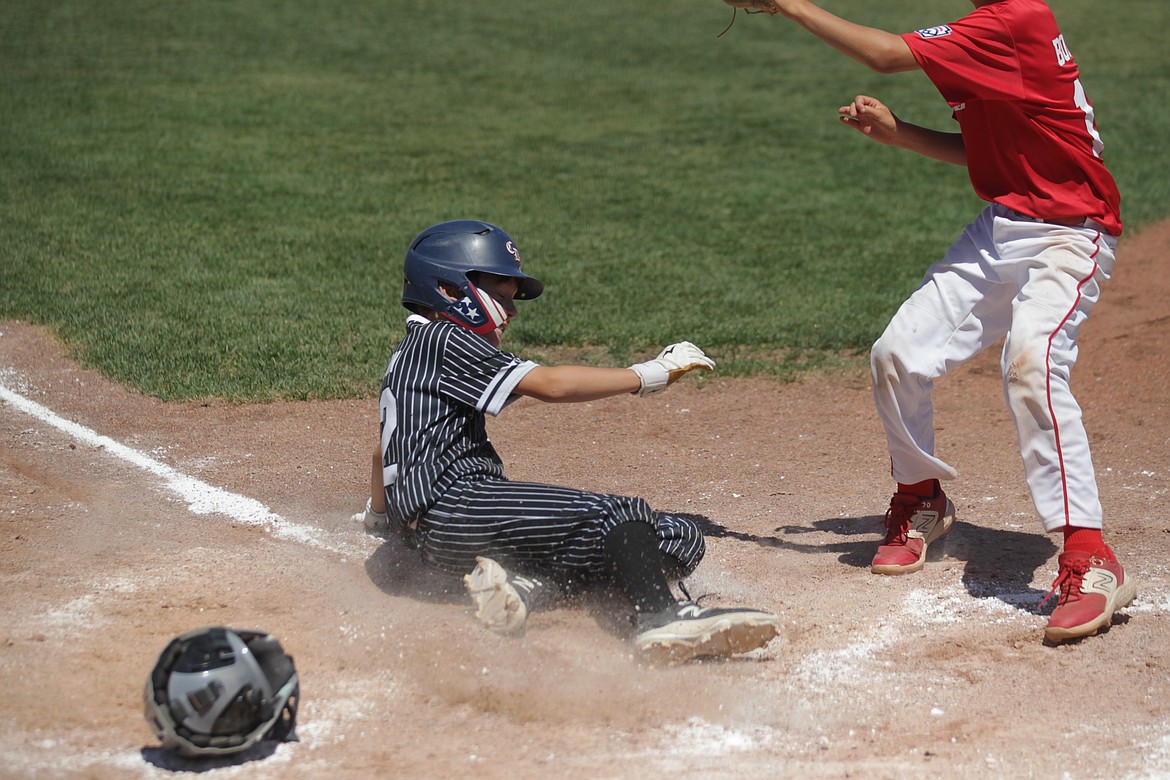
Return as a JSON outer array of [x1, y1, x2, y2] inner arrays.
[[2, 220, 1168, 780]]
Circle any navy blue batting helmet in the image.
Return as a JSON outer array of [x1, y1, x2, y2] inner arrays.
[[402, 220, 543, 335]]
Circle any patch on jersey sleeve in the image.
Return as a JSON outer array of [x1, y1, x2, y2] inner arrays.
[[913, 25, 953, 39]]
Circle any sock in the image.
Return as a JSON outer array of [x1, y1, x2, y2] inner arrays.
[[604, 522, 676, 614], [897, 479, 938, 498], [1063, 527, 1113, 560], [660, 553, 688, 583]]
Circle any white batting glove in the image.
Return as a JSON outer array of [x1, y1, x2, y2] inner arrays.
[[351, 497, 389, 532], [629, 342, 716, 397]]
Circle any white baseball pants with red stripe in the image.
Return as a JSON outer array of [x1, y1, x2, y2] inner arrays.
[[870, 203, 1118, 532]]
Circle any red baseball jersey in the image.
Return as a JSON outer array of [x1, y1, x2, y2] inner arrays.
[[901, 0, 1122, 235]]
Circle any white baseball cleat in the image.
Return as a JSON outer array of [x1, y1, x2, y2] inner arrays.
[[463, 557, 530, 636]]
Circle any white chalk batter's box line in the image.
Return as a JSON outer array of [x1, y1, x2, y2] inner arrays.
[[0, 375, 368, 558]]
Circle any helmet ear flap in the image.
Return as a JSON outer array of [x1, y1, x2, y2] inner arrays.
[[438, 279, 509, 336], [471, 282, 510, 331], [245, 633, 297, 702]]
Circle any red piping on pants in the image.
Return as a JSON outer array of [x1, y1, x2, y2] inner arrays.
[[1048, 230, 1102, 529]]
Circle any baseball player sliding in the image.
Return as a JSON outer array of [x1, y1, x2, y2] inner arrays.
[[721, 0, 1133, 643], [353, 219, 781, 665]]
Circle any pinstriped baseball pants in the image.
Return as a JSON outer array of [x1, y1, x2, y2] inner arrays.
[[413, 476, 706, 583]]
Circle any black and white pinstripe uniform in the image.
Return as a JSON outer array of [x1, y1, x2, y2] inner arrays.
[[379, 315, 705, 583]]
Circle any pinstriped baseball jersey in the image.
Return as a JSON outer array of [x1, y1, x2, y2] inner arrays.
[[379, 314, 537, 527], [377, 314, 705, 579]]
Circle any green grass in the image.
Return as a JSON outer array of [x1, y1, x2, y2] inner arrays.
[[2, 0, 1167, 400]]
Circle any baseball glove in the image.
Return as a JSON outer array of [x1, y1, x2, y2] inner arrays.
[[717, 0, 780, 38]]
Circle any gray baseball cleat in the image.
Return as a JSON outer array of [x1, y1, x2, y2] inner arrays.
[[634, 601, 782, 666]]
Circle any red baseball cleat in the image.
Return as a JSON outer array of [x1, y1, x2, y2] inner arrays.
[[1042, 550, 1136, 643], [871, 487, 955, 575]]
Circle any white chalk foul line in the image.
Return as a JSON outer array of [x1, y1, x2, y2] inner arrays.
[[1, 380, 360, 556]]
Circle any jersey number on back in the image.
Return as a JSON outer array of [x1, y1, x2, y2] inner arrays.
[[1073, 79, 1105, 159], [380, 386, 400, 488]]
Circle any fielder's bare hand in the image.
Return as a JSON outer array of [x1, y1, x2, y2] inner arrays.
[[629, 342, 716, 397], [838, 95, 900, 146]]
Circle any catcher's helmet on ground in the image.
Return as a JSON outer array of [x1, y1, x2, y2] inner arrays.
[[402, 219, 544, 335], [144, 626, 299, 758]]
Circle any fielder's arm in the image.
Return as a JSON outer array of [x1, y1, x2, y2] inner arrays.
[[838, 94, 967, 166], [726, 0, 918, 74]]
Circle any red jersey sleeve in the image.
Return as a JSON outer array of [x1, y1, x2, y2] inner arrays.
[[900, 13, 1023, 104]]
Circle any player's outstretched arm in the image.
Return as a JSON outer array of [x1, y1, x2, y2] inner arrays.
[[838, 95, 966, 166], [723, 0, 917, 74], [515, 342, 716, 403], [516, 365, 641, 402]]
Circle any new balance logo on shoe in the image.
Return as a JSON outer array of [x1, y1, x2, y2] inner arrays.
[[1084, 568, 1117, 595], [911, 510, 939, 531]]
